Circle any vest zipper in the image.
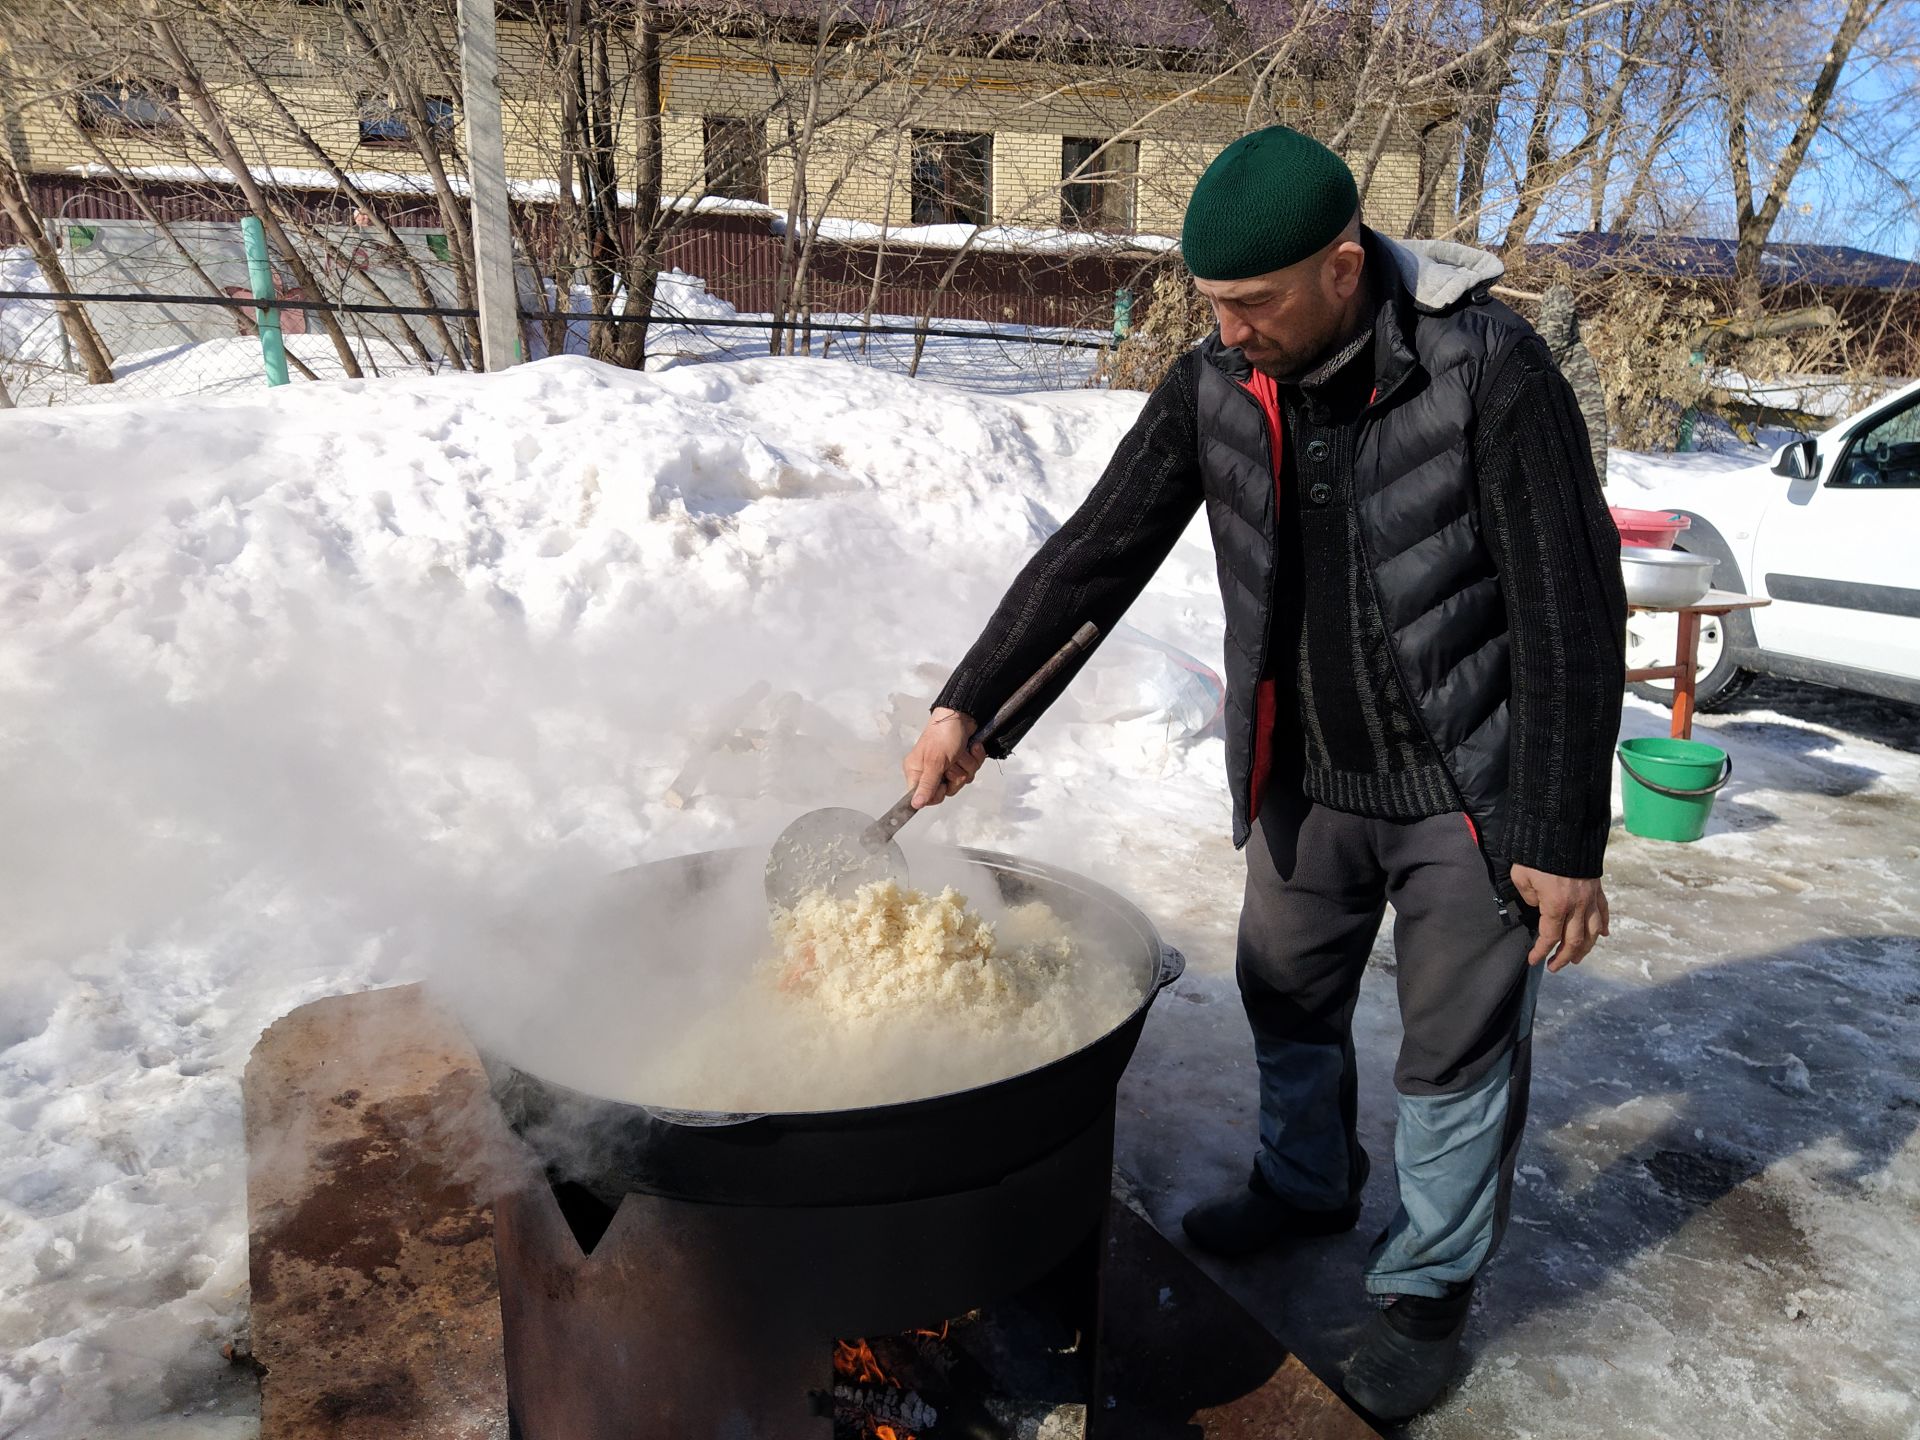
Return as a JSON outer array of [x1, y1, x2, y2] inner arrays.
[[1229, 373, 1284, 826], [1342, 408, 1511, 925]]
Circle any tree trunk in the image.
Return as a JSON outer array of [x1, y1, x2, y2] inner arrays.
[[1327, 7, 1392, 154], [208, 13, 467, 367], [1351, 103, 1398, 209], [587, 17, 624, 362], [1609, 53, 1690, 231], [1725, 0, 1883, 315], [538, 0, 585, 360], [342, 1, 483, 359], [859, 128, 906, 354], [1502, 3, 1647, 252], [146, 11, 365, 377], [612, 1, 664, 370], [771, 9, 834, 356], [62, 109, 320, 379], [1453, 28, 1518, 243], [0, 159, 115, 384], [1498, 23, 1567, 252], [1407, 117, 1453, 239]]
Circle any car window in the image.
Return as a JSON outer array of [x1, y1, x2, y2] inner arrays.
[[1833, 396, 1920, 489]]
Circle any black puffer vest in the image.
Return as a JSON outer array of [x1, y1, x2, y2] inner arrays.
[[1200, 229, 1531, 856]]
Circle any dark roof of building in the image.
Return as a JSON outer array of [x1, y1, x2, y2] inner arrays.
[[651, 0, 1356, 60], [1531, 230, 1919, 291]]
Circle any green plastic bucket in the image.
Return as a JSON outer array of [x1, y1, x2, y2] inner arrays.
[[1618, 737, 1733, 842]]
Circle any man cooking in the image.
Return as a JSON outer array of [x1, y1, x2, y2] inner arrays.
[[900, 126, 1626, 1421]]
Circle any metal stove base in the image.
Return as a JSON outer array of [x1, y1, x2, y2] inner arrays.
[[493, 1113, 1113, 1440], [243, 984, 1380, 1440]]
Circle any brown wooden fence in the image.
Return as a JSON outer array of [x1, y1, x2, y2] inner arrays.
[[11, 177, 1158, 332]]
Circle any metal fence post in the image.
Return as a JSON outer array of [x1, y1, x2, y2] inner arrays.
[[242, 217, 290, 387]]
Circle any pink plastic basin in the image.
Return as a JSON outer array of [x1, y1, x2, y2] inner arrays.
[[1609, 506, 1691, 550]]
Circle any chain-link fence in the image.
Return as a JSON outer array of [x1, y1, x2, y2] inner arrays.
[[0, 290, 453, 407], [0, 285, 1120, 408]]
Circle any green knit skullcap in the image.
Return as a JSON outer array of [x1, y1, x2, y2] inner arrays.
[[1182, 126, 1359, 281]]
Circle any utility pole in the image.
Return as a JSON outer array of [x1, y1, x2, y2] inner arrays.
[[456, 0, 522, 370]]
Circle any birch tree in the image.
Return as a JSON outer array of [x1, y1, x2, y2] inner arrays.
[[1696, 0, 1895, 314]]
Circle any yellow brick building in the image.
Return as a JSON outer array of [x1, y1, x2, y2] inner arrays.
[[3, 4, 1455, 242]]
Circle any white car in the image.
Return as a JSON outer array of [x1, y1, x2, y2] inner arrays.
[[1622, 377, 1920, 711]]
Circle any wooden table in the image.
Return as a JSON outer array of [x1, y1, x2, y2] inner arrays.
[[1626, 589, 1770, 739]]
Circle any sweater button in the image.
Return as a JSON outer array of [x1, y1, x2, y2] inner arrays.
[[1308, 481, 1333, 505], [1306, 438, 1330, 461]]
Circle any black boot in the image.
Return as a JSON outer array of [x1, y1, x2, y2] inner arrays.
[[1181, 1156, 1367, 1259], [1342, 1283, 1475, 1422]]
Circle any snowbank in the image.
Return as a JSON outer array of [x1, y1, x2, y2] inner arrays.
[[0, 355, 1221, 1436], [5, 343, 1916, 1440], [0, 247, 61, 370], [1610, 446, 1761, 491]]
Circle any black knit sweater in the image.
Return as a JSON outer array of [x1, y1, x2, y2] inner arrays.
[[936, 332, 1625, 879]]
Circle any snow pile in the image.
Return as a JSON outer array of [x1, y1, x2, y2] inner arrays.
[[0, 247, 61, 369], [0, 354, 1221, 1436], [654, 267, 741, 322], [8, 338, 1914, 1440], [796, 216, 1178, 255], [525, 268, 741, 362], [11, 332, 434, 408]]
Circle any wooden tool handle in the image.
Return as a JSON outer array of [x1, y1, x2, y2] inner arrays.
[[973, 621, 1102, 752], [865, 622, 1103, 849]]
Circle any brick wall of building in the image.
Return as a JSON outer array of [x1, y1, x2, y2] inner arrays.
[[7, 2, 1454, 242]]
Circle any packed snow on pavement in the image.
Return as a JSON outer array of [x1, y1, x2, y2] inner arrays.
[[1, 353, 1916, 1439]]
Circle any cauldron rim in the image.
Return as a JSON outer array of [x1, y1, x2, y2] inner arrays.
[[474, 843, 1182, 1127]]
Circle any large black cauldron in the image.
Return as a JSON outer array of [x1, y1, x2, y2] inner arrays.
[[475, 846, 1180, 1437], [483, 846, 1180, 1209]]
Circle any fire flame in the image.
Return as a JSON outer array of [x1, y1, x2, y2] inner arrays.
[[832, 1337, 892, 1386], [833, 1324, 955, 1440]]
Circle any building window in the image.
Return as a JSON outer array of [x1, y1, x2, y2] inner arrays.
[[1061, 138, 1138, 232], [359, 94, 455, 147], [703, 117, 767, 203], [910, 132, 991, 226], [78, 79, 180, 132]]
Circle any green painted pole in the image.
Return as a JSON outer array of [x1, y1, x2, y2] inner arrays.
[[241, 216, 290, 387], [1676, 345, 1706, 452]]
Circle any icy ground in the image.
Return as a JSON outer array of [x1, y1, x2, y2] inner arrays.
[[1114, 677, 1920, 1440], [1, 354, 1915, 1438]]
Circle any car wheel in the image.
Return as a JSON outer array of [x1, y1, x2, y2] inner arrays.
[[1625, 605, 1753, 712]]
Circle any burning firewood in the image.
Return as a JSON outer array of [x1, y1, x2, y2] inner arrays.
[[831, 1382, 938, 1436]]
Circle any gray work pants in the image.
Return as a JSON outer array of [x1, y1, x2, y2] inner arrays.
[[1237, 792, 1543, 1298]]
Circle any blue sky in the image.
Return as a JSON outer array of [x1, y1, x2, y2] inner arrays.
[[1780, 58, 1920, 259], [1469, 19, 1919, 264]]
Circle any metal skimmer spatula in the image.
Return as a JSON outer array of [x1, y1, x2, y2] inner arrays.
[[763, 623, 1101, 908]]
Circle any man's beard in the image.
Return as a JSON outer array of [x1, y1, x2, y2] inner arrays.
[[1249, 313, 1343, 380], [1249, 278, 1370, 381]]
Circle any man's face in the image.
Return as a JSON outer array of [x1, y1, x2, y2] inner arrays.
[[1193, 236, 1366, 379]]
